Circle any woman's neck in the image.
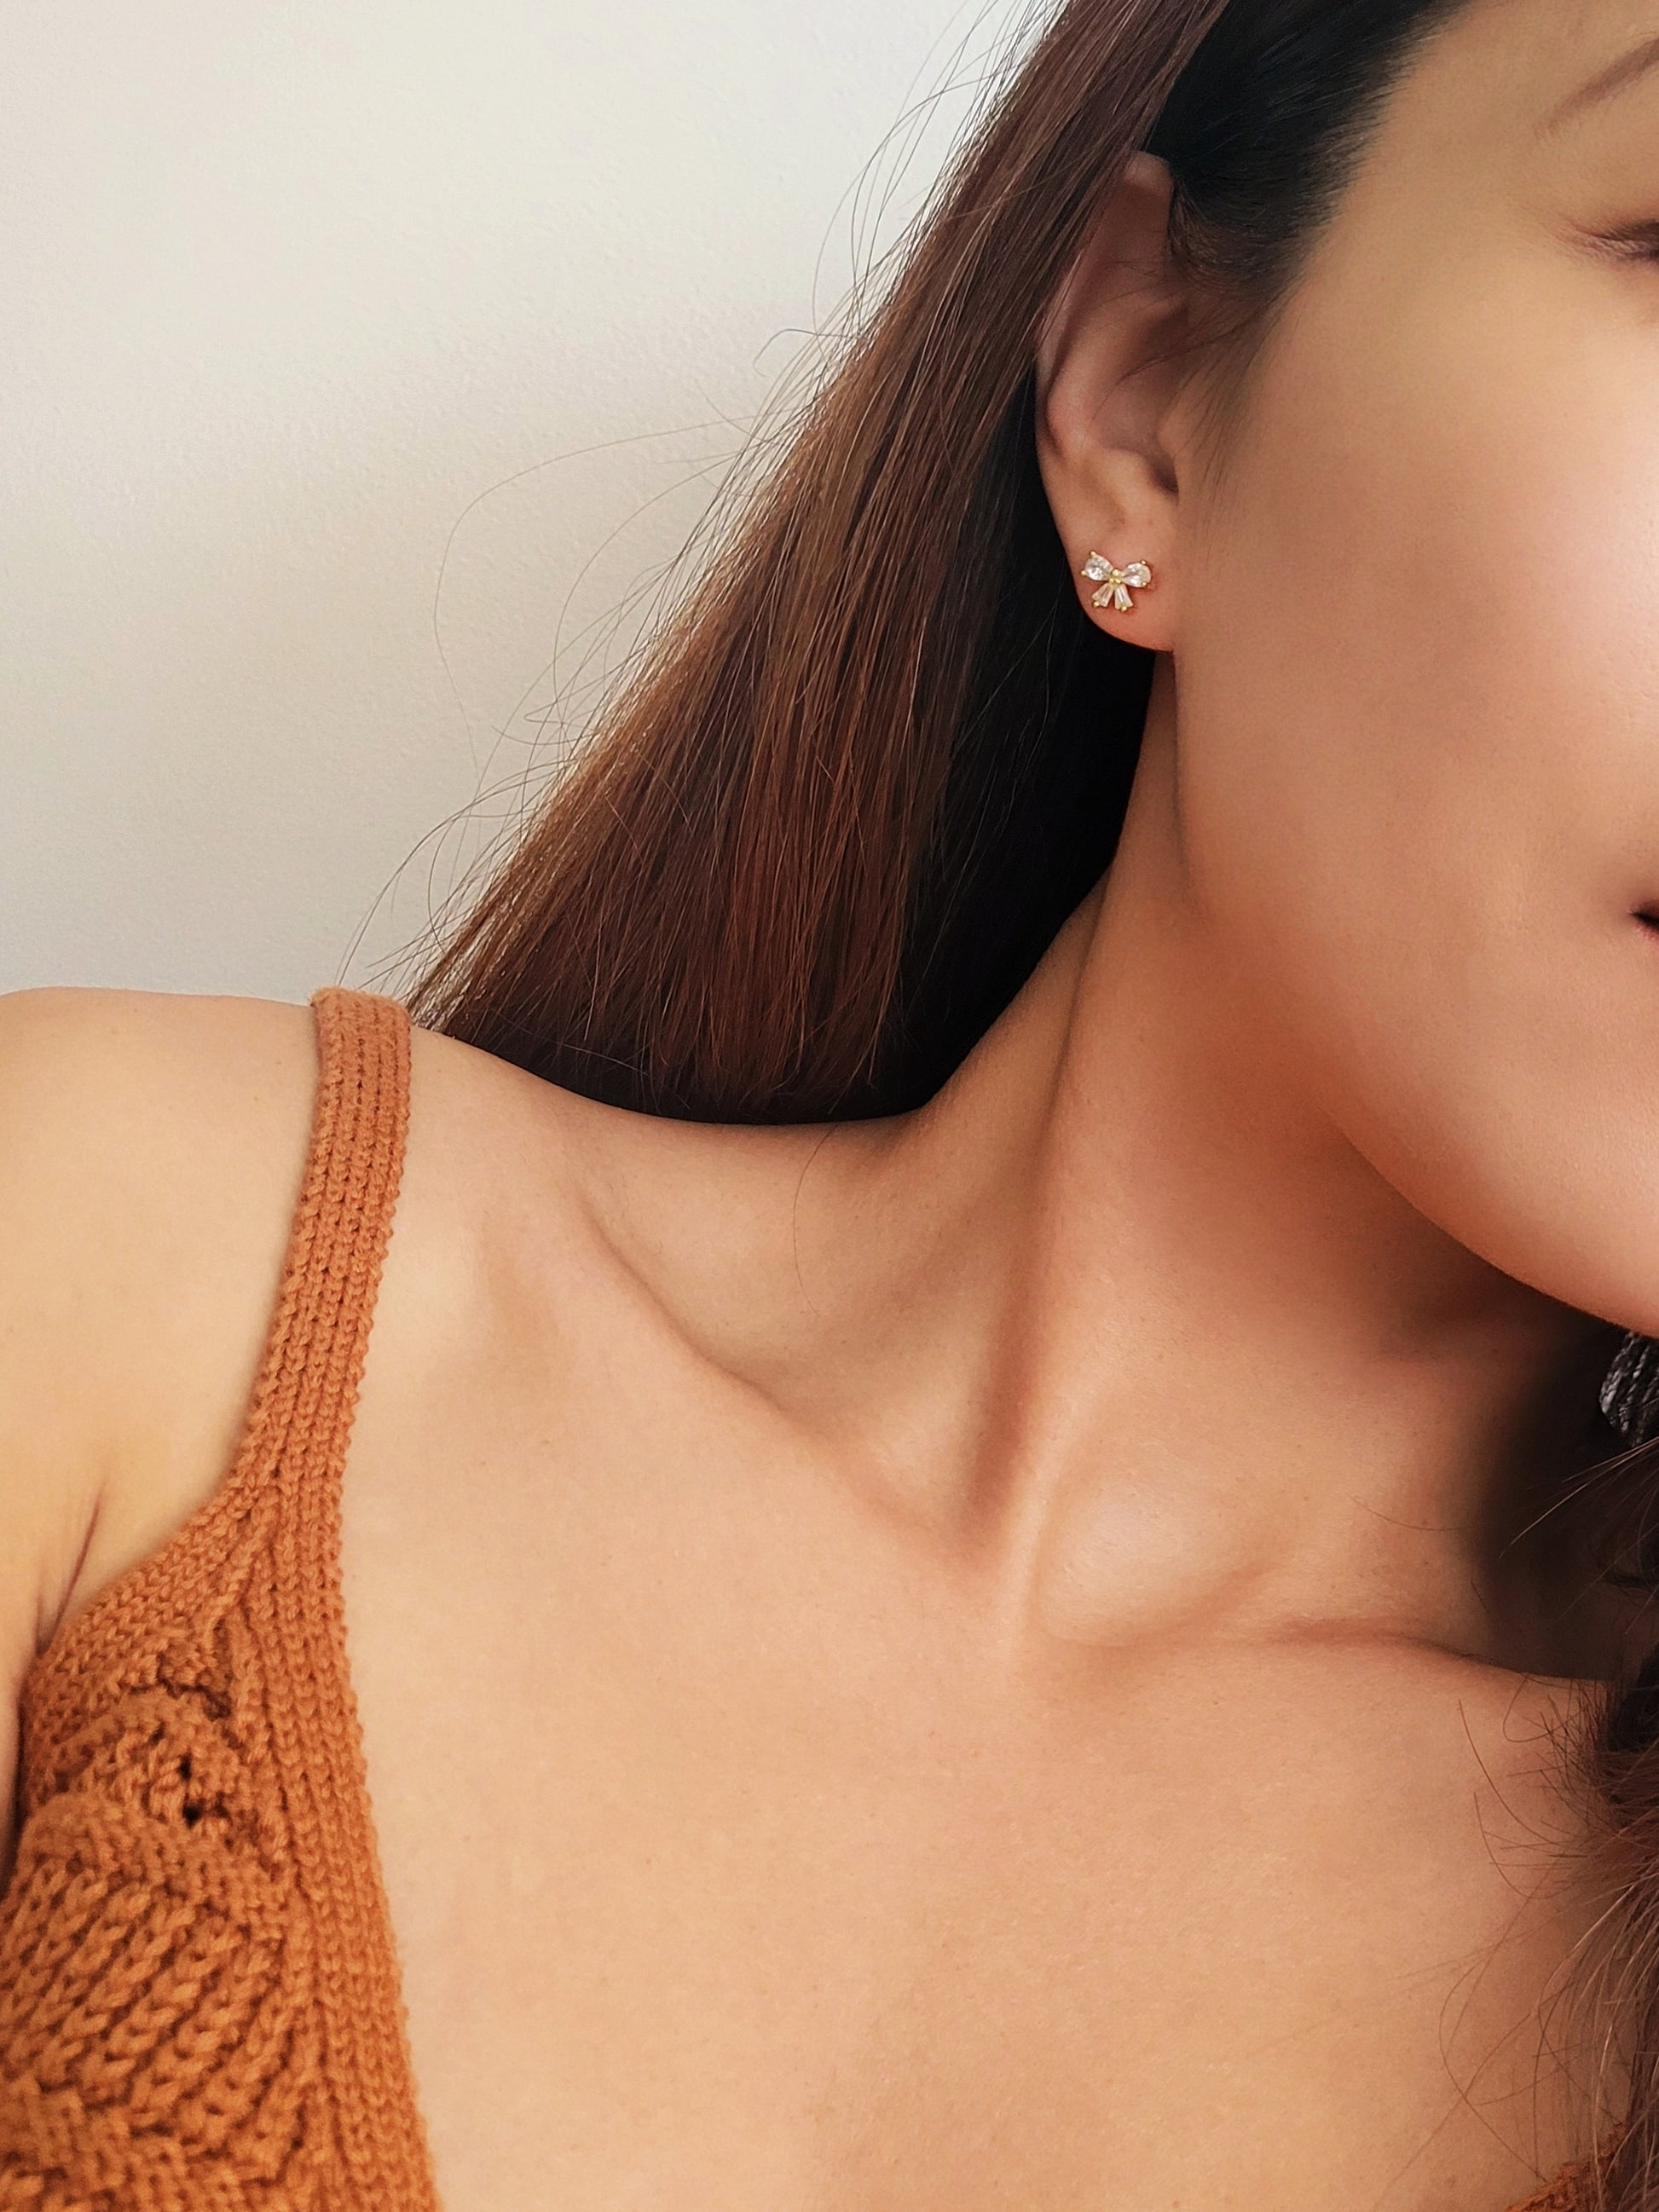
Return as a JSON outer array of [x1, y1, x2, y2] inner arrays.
[[848, 719, 1613, 1678], [580, 697, 1621, 1684]]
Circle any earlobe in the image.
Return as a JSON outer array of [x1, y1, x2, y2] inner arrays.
[[1071, 546, 1169, 650]]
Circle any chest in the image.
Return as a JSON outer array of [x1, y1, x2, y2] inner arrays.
[[334, 1350, 1616, 2212]]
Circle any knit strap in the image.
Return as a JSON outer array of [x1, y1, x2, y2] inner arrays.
[[264, 985, 435, 2204], [21, 984, 414, 1733], [251, 985, 413, 1539]]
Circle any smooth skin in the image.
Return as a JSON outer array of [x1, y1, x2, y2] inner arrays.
[[7, 1, 1659, 2203]]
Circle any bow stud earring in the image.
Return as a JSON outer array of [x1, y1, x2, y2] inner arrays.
[[1082, 552, 1154, 614]]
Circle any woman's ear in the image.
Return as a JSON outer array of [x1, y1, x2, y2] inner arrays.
[[1035, 151, 1194, 655]]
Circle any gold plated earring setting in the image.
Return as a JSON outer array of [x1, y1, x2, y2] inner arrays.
[[1082, 552, 1154, 613]]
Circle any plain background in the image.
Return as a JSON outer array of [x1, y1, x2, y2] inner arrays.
[[0, 0, 1043, 1002]]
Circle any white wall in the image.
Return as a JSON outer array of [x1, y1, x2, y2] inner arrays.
[[0, 0, 1041, 1001]]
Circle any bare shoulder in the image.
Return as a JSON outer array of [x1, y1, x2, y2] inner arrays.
[[0, 981, 317, 1204], [0, 981, 729, 1663], [0, 985, 323, 1655]]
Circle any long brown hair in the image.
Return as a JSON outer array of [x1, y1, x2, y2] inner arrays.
[[408, 0, 1465, 1123], [405, 1, 1659, 2198]]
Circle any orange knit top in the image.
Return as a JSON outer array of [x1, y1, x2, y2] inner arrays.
[[0, 985, 1623, 2209]]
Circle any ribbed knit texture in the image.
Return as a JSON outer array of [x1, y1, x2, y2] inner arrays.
[[0, 983, 1621, 2211], [0, 986, 440, 2210]]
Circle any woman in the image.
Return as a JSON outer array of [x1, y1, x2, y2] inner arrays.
[[3, 0, 1656, 2203]]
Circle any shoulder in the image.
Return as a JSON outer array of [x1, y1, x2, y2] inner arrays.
[[0, 985, 323, 1650], [0, 979, 316, 1158], [0, 985, 320, 1366]]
